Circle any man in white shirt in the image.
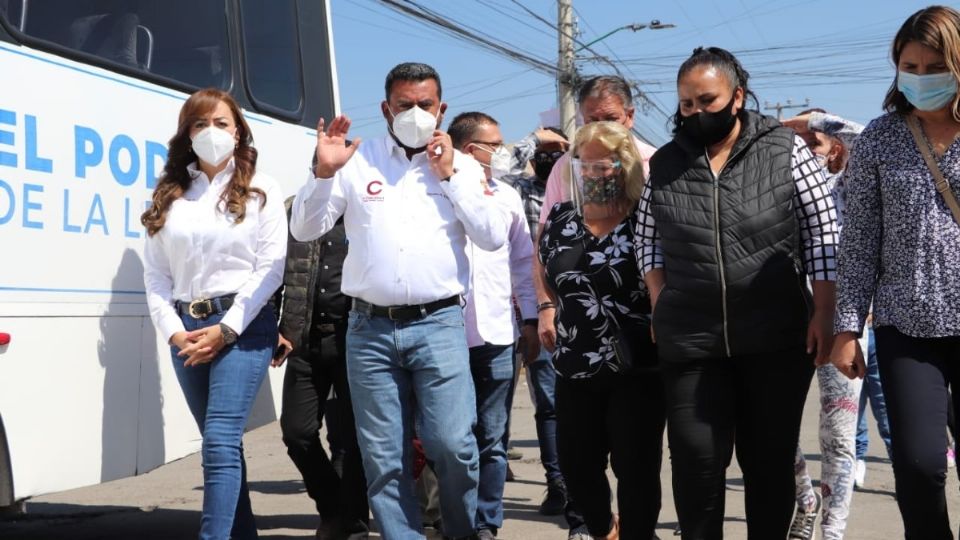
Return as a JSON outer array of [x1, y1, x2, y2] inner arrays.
[[290, 63, 507, 540], [448, 112, 538, 540]]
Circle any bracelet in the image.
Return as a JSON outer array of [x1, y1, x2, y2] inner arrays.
[[536, 302, 556, 312]]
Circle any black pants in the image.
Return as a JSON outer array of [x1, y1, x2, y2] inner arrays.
[[556, 367, 666, 538], [279, 333, 368, 530], [875, 326, 960, 540], [661, 348, 814, 540]]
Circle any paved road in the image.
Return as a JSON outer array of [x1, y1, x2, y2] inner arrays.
[[2, 373, 957, 539]]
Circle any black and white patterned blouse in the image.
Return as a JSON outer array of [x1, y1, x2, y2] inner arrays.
[[635, 135, 839, 282], [835, 112, 960, 338], [539, 202, 651, 379]]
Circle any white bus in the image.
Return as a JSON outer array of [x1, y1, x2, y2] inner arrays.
[[0, 0, 338, 510]]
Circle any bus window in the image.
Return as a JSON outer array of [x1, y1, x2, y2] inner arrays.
[[0, 0, 231, 90], [240, 0, 303, 115]]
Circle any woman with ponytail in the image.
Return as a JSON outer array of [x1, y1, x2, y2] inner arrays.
[[636, 47, 840, 538]]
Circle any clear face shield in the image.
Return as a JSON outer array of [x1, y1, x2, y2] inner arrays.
[[569, 157, 627, 219]]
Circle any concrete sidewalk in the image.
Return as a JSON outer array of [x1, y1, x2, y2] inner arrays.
[[1, 374, 956, 539]]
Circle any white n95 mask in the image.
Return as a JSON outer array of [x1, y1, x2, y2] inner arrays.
[[389, 105, 439, 149], [192, 126, 236, 166]]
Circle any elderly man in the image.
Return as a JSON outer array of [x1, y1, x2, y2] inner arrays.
[[290, 62, 507, 540]]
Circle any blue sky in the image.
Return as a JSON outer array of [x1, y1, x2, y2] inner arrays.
[[329, 0, 938, 147]]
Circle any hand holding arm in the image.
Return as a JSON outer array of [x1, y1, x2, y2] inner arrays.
[[830, 331, 866, 379]]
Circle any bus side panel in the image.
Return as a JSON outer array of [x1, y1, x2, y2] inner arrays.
[[0, 315, 140, 496], [136, 316, 200, 476]]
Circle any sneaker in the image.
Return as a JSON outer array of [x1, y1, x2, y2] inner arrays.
[[476, 529, 496, 540], [506, 446, 524, 460], [854, 459, 866, 489], [539, 478, 568, 515], [949, 447, 956, 468], [788, 491, 821, 540], [568, 525, 591, 540]]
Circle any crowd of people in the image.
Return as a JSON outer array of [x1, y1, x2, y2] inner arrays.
[[140, 5, 960, 540]]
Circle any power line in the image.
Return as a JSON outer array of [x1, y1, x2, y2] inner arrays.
[[374, 0, 560, 76]]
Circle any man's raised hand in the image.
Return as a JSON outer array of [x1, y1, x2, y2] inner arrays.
[[314, 116, 361, 178]]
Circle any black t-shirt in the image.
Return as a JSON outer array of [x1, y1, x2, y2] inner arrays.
[[539, 202, 652, 379]]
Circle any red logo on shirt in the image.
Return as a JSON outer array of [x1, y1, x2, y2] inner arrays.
[[363, 180, 385, 202]]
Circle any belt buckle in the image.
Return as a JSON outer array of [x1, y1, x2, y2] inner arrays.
[[188, 298, 213, 319], [387, 306, 400, 321]]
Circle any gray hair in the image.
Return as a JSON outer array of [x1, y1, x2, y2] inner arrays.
[[577, 75, 633, 107]]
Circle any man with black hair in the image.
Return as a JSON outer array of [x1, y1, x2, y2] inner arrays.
[[290, 62, 508, 540], [447, 111, 538, 540]]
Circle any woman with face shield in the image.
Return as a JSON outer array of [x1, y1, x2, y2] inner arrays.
[[141, 88, 287, 539], [829, 6, 960, 538], [538, 121, 666, 540], [636, 46, 841, 538]]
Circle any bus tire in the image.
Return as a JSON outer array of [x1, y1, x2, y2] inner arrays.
[[0, 414, 14, 510]]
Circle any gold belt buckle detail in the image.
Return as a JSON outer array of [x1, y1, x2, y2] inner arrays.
[[188, 298, 213, 319]]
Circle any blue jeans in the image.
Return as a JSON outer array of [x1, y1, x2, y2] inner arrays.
[[470, 343, 515, 533], [346, 305, 479, 539], [171, 307, 276, 540], [527, 350, 561, 484], [856, 327, 893, 460]]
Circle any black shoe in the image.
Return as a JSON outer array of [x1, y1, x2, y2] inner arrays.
[[539, 479, 568, 516], [316, 517, 343, 540]]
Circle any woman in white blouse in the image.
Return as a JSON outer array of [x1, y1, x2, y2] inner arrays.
[[141, 88, 286, 540]]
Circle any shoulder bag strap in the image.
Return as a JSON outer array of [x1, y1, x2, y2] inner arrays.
[[905, 114, 960, 227]]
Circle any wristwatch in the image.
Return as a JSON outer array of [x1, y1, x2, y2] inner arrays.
[[220, 323, 238, 345]]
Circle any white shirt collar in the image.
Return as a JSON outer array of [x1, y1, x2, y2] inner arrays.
[[186, 158, 237, 185]]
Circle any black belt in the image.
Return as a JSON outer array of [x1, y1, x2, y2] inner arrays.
[[175, 294, 237, 319], [352, 296, 460, 322]]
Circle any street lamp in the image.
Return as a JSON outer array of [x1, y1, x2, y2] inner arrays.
[[576, 20, 676, 51]]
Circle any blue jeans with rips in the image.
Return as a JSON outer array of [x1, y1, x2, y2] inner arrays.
[[346, 305, 479, 540], [170, 306, 276, 540], [470, 343, 516, 533]]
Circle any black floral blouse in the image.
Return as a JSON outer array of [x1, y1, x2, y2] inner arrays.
[[539, 202, 652, 379]]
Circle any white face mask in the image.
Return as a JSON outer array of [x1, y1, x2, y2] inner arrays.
[[475, 144, 512, 179], [191, 126, 236, 167], [389, 105, 439, 149]]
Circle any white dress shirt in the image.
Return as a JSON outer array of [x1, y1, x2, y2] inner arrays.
[[144, 160, 288, 341], [289, 135, 508, 307], [464, 179, 537, 347]]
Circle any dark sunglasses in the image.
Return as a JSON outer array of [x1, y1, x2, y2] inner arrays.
[[535, 150, 565, 161]]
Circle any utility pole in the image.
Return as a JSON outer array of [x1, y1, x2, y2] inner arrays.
[[764, 98, 811, 120], [557, 0, 577, 139]]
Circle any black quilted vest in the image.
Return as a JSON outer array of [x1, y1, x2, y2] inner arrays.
[[649, 111, 811, 361]]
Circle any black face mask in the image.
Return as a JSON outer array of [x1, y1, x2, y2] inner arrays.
[[533, 158, 558, 182], [680, 94, 738, 146]]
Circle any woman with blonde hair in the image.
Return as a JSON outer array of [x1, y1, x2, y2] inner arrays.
[[830, 5, 960, 537], [142, 88, 287, 539], [539, 121, 665, 540]]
